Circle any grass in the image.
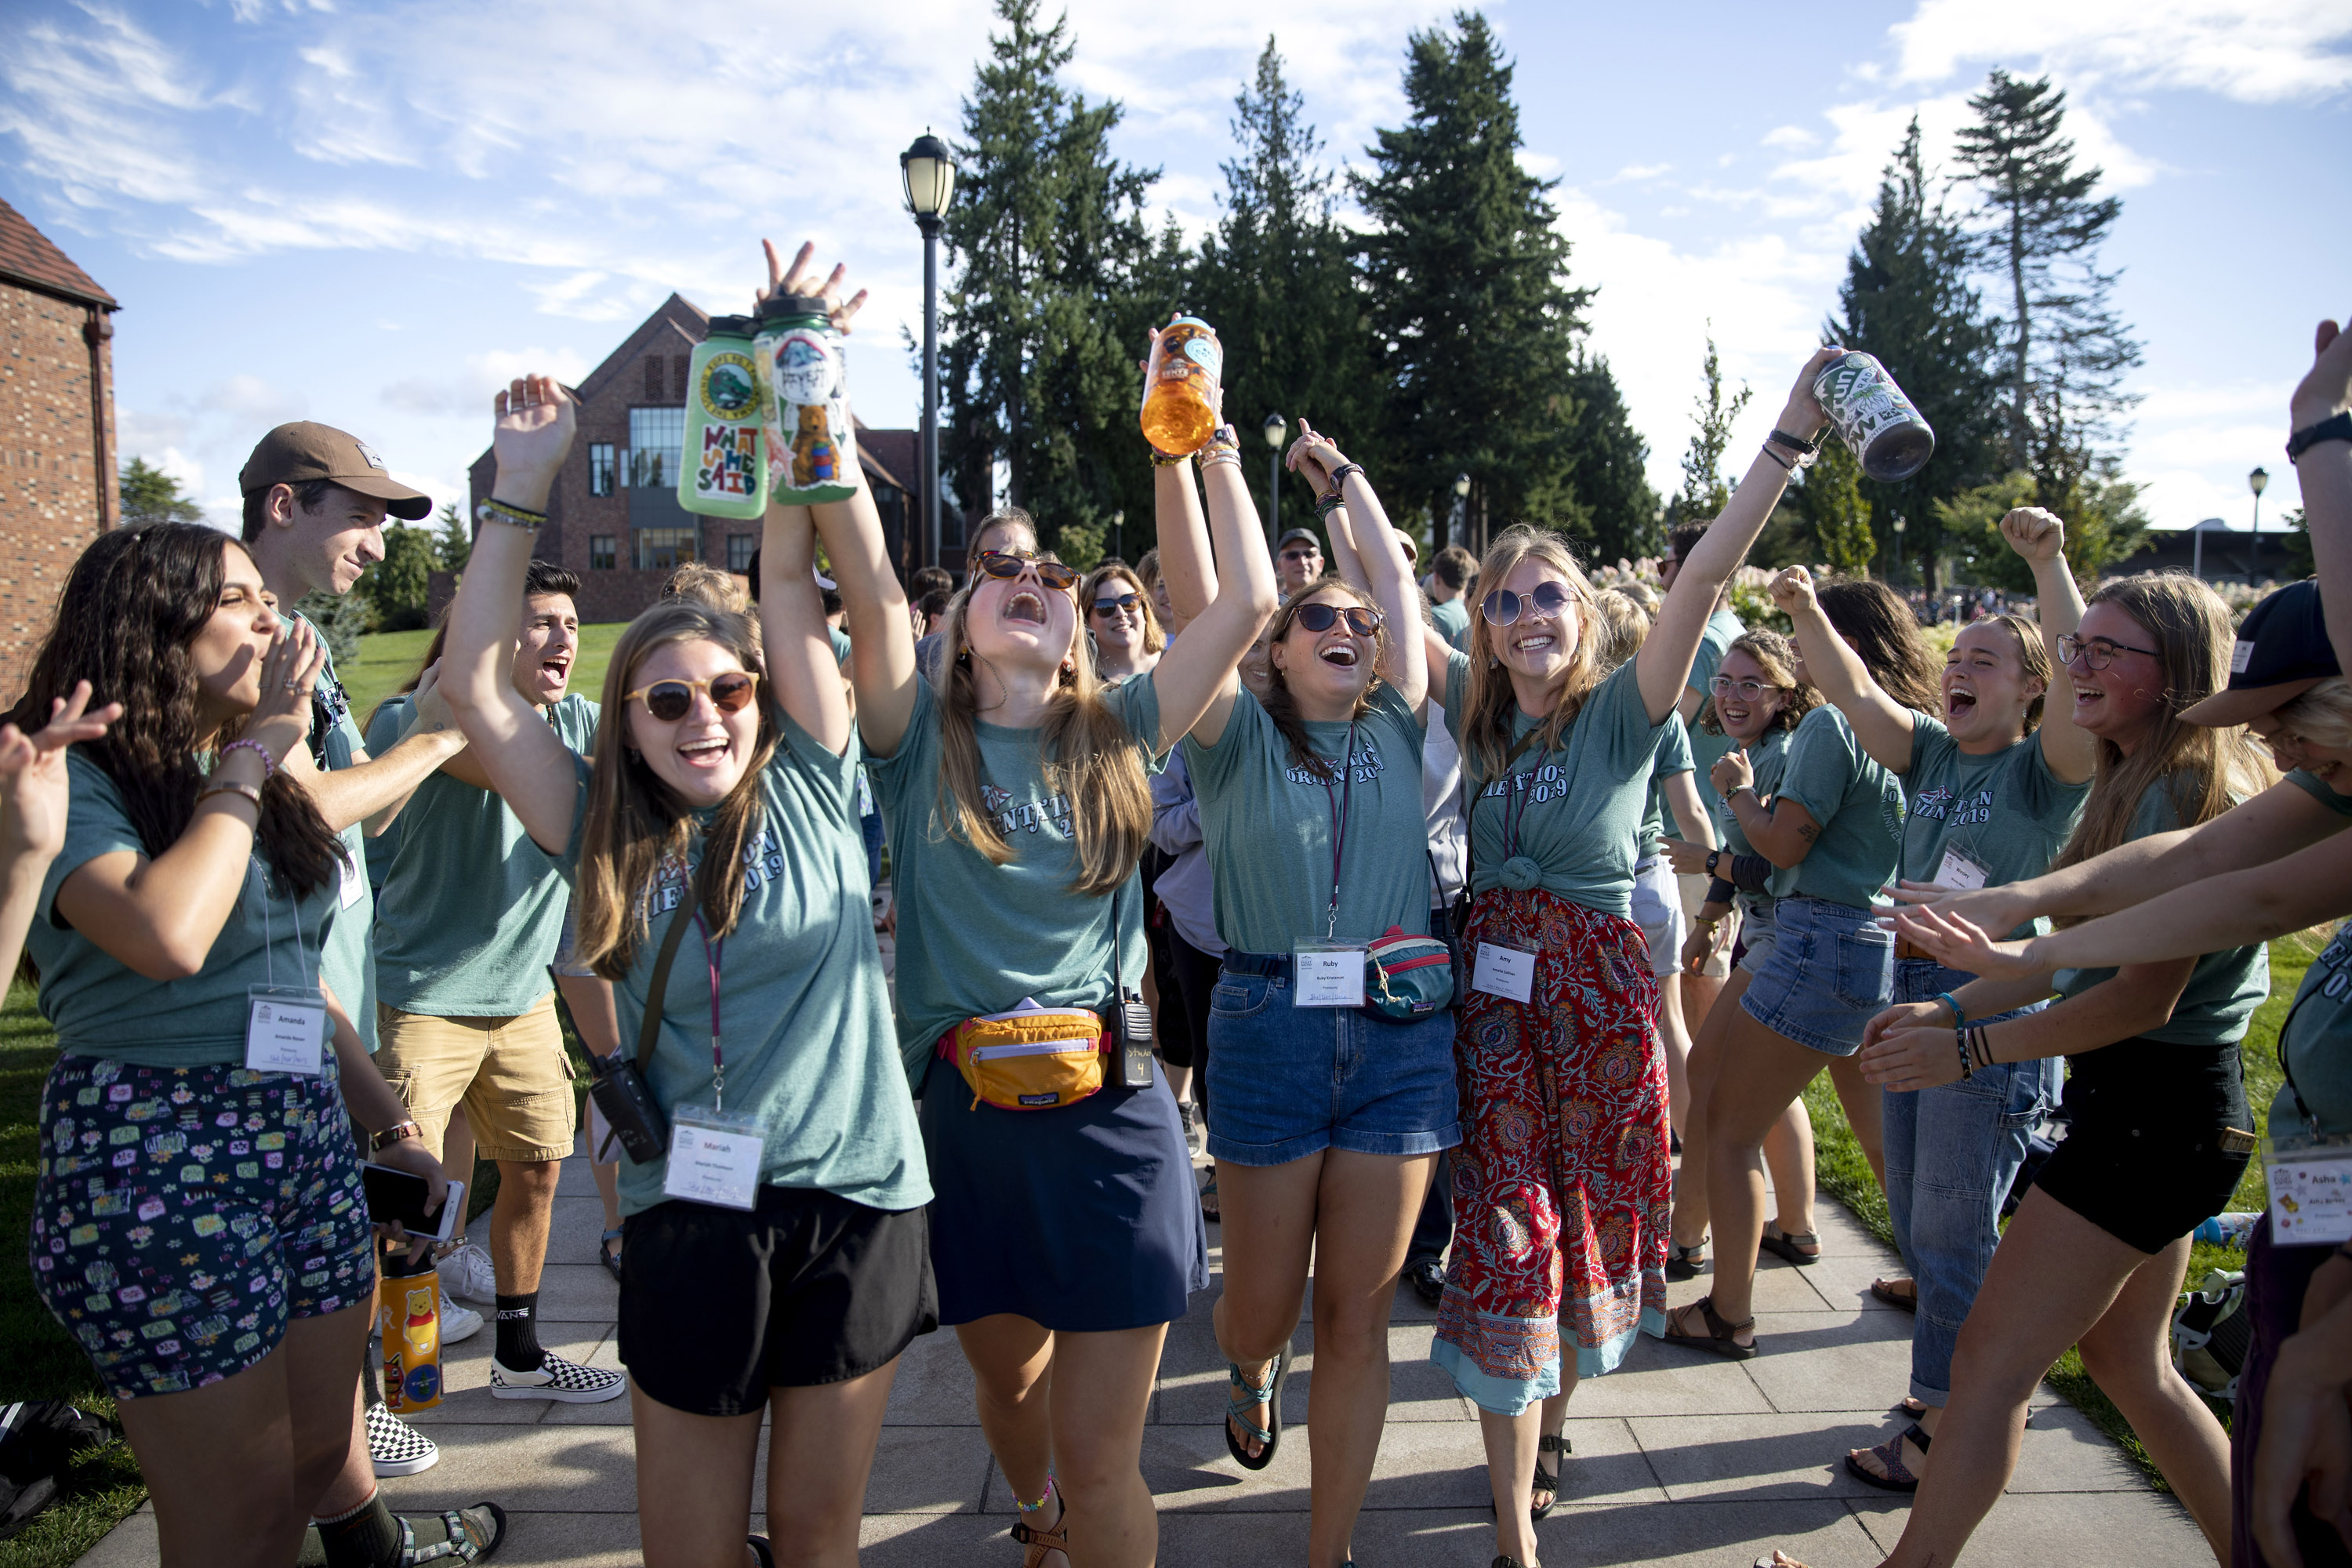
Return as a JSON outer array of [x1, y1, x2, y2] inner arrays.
[[1801, 927, 2321, 1491], [340, 622, 631, 725]]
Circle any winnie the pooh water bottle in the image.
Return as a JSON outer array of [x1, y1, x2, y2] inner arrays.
[[679, 315, 768, 518], [1138, 313, 1222, 457], [377, 1250, 443, 1411], [756, 296, 858, 504]]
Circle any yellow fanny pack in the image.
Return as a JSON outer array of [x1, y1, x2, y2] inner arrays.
[[938, 999, 1109, 1111]]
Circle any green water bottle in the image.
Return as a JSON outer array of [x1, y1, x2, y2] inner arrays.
[[755, 296, 857, 505], [679, 316, 768, 518]]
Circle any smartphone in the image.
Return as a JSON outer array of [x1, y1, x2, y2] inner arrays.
[[362, 1163, 465, 1243]]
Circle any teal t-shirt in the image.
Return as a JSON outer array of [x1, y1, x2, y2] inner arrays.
[[1661, 606, 1745, 843], [829, 626, 852, 666], [365, 694, 600, 1016], [1639, 710, 1695, 859], [558, 710, 926, 1217], [1900, 718, 2089, 939], [1773, 702, 1907, 910], [1184, 682, 1431, 953], [289, 610, 378, 1050], [1715, 728, 1799, 909], [868, 675, 1163, 1079], [2270, 770, 2352, 1133], [31, 751, 337, 1067], [1443, 653, 1665, 920], [2053, 775, 2269, 1045], [1432, 597, 1472, 652]]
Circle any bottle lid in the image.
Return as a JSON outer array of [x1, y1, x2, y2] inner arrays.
[[706, 314, 757, 339], [756, 294, 833, 321]]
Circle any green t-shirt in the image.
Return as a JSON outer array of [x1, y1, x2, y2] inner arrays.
[[1714, 728, 1799, 909], [1900, 718, 2089, 939], [2053, 775, 2269, 1045], [289, 611, 378, 1050], [557, 710, 927, 1217], [1184, 682, 1431, 953], [1639, 708, 1694, 860], [829, 625, 852, 666], [1773, 702, 1907, 910], [1661, 606, 1745, 843], [365, 694, 600, 1016], [32, 752, 338, 1067], [1443, 653, 1665, 920], [867, 674, 1163, 1079], [1432, 597, 1472, 652], [2270, 771, 2352, 1133]]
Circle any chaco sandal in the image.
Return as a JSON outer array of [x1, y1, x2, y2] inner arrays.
[[1224, 1348, 1289, 1470], [1845, 1421, 1932, 1493], [1759, 1222, 1821, 1265], [1661, 1296, 1757, 1359], [1665, 1239, 1708, 1281]]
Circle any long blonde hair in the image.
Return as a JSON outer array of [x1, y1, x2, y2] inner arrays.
[[573, 601, 778, 978], [1458, 526, 1602, 786], [2049, 573, 2274, 891], [2272, 677, 2352, 751], [929, 565, 1153, 896]]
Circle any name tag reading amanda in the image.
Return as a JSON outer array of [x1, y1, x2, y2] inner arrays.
[[1472, 942, 1536, 1004], [1936, 848, 1990, 891], [1293, 946, 1367, 1008], [663, 1105, 768, 1211], [245, 986, 328, 1075]]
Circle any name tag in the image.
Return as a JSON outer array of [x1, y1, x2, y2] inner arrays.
[[338, 848, 365, 910], [662, 1105, 768, 1211], [245, 986, 327, 1075], [1936, 847, 1990, 891], [2267, 1132, 2352, 1246], [1293, 947, 1367, 1008], [1472, 942, 1536, 1004]]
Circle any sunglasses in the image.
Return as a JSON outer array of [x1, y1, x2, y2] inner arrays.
[[1279, 548, 1321, 563], [624, 671, 760, 723], [977, 550, 1080, 592], [1291, 602, 1382, 637], [2056, 633, 2158, 671], [1091, 593, 1141, 618], [1480, 581, 1575, 626]]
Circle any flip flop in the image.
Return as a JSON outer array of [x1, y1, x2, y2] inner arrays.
[[1871, 1277, 1918, 1312]]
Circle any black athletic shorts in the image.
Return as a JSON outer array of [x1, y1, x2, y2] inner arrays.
[[2033, 1040, 2252, 1256], [619, 1185, 937, 1417]]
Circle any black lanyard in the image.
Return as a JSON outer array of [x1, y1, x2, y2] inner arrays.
[[1315, 720, 1359, 942]]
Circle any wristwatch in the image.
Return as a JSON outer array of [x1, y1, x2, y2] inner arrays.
[[1704, 848, 1722, 876], [2288, 412, 2352, 462]]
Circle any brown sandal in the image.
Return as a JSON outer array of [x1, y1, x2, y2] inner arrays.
[[1010, 1492, 1067, 1568], [1662, 1295, 1758, 1359]]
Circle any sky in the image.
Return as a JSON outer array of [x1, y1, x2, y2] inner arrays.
[[4, 0, 2348, 550]]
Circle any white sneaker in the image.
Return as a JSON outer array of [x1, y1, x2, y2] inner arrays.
[[365, 1402, 440, 1477], [439, 1301, 483, 1345], [435, 1242, 496, 1305], [489, 1351, 626, 1403]]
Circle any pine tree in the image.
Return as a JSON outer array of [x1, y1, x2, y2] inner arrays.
[[118, 456, 205, 528], [1353, 12, 1592, 556], [1561, 352, 1657, 561], [1827, 118, 2002, 586], [1670, 329, 1751, 524], [1800, 441, 1876, 579], [434, 500, 471, 572], [367, 524, 439, 631]]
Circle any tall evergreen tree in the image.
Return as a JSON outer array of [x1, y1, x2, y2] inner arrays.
[[1353, 12, 1592, 556], [941, 0, 1158, 556], [1798, 441, 1876, 579], [1561, 351, 1657, 561], [434, 500, 471, 573], [1827, 118, 2002, 586], [118, 456, 204, 528], [1670, 329, 1750, 524]]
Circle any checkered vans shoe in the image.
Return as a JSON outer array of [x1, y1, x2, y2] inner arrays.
[[367, 1401, 440, 1478], [489, 1352, 626, 1403]]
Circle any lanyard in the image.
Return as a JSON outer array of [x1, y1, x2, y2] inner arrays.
[[691, 911, 726, 1111], [254, 858, 313, 989], [1316, 720, 1359, 942], [1466, 726, 1547, 877]]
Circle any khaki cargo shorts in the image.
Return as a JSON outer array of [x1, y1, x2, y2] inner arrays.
[[1675, 871, 1740, 979], [376, 992, 575, 1163]]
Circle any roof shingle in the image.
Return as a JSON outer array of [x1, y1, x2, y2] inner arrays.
[[0, 199, 116, 310]]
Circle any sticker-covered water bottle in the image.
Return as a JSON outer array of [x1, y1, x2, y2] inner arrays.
[[679, 315, 767, 518], [1812, 351, 1937, 482], [1138, 313, 1222, 457], [756, 295, 857, 505], [377, 1250, 442, 1412]]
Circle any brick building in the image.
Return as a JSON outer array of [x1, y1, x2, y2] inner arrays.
[[461, 294, 933, 623], [0, 200, 117, 694]]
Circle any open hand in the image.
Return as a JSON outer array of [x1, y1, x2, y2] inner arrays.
[[1858, 1023, 1965, 1092], [1891, 905, 2040, 981], [2292, 317, 2352, 430], [1886, 880, 2035, 944], [759, 240, 869, 335], [1999, 508, 2067, 564], [1863, 997, 1950, 1052], [1680, 920, 1716, 975], [245, 619, 325, 764], [1769, 564, 1816, 615], [491, 375, 576, 511], [0, 682, 120, 862]]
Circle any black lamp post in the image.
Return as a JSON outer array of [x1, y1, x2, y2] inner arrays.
[[1111, 508, 1124, 562], [1891, 514, 1906, 579], [1263, 413, 1287, 543], [1454, 473, 1471, 554], [901, 131, 956, 573], [2249, 466, 2270, 583]]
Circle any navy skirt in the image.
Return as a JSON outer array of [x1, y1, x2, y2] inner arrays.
[[919, 1055, 1207, 1331]]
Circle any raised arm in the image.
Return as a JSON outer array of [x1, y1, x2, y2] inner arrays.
[[1152, 418, 1217, 628], [759, 503, 854, 755], [1159, 432, 1279, 750], [1290, 420, 1425, 717], [1637, 346, 1846, 723], [1314, 474, 1454, 693], [1998, 507, 2096, 784], [1773, 564, 1916, 771], [2292, 318, 2352, 668], [0, 685, 116, 980], [281, 720, 466, 836], [440, 375, 581, 855]]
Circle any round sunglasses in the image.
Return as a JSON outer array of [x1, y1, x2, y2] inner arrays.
[[1091, 593, 1141, 618], [977, 550, 1080, 592], [1480, 581, 1574, 626], [623, 671, 760, 722], [1291, 601, 1382, 637]]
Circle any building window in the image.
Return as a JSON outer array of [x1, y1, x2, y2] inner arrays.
[[589, 535, 617, 571], [674, 356, 690, 402], [587, 443, 616, 497], [633, 528, 697, 571], [625, 406, 685, 490], [727, 533, 756, 572], [643, 355, 664, 398]]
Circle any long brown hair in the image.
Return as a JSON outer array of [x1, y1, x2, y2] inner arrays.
[[929, 564, 1153, 896], [1700, 629, 1818, 736], [2049, 573, 2274, 895], [572, 601, 777, 978], [1816, 578, 1941, 714], [1458, 526, 1602, 786], [1080, 561, 1164, 655], [9, 524, 344, 898], [1260, 578, 1395, 783]]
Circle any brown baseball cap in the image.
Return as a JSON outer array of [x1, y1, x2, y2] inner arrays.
[[238, 422, 431, 520]]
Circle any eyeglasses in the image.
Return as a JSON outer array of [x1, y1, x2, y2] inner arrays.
[[976, 551, 1080, 592], [1091, 593, 1141, 619], [1709, 676, 1780, 702], [1480, 581, 1575, 626], [1291, 601, 1382, 637], [623, 672, 760, 722], [2056, 633, 2158, 671]]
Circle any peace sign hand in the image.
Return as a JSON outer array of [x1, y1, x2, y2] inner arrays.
[[760, 241, 869, 335]]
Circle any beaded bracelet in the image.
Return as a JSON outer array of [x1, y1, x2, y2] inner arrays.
[[1149, 445, 1187, 468], [477, 498, 546, 532], [1314, 490, 1345, 519], [1953, 1027, 1973, 1082], [219, 737, 277, 777]]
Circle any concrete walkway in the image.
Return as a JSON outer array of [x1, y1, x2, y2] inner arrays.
[[78, 1151, 2212, 1567]]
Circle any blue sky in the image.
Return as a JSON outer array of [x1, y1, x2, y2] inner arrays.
[[5, 0, 2347, 549]]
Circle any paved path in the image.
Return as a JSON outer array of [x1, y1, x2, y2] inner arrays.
[[79, 1152, 2211, 1566]]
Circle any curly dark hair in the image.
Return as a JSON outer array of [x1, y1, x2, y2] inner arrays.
[[9, 524, 345, 899]]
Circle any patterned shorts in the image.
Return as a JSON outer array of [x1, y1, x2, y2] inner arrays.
[[27, 1055, 376, 1400]]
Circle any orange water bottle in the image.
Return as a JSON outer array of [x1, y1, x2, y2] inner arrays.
[[377, 1250, 443, 1412], [1138, 314, 1222, 456]]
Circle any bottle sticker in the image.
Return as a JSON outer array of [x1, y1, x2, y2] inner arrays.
[[1471, 942, 1537, 1004], [699, 351, 759, 419], [1934, 848, 1990, 891], [662, 1105, 768, 1211], [1181, 336, 1222, 376], [2265, 1133, 2352, 1246], [245, 986, 328, 1075], [771, 332, 837, 408], [695, 424, 761, 499], [1293, 947, 1367, 1008]]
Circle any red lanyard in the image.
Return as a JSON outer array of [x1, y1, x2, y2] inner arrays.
[[691, 913, 726, 1110], [1315, 720, 1359, 942]]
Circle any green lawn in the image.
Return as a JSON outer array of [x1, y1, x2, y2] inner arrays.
[[341, 623, 630, 726]]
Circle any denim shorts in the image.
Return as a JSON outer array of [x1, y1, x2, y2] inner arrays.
[[1739, 895, 1895, 1056], [1734, 898, 1780, 977], [1204, 963, 1461, 1167]]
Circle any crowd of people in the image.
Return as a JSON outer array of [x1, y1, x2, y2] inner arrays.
[[7, 238, 2352, 1568]]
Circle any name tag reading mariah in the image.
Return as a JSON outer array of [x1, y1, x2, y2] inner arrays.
[[245, 986, 328, 1075], [662, 1105, 767, 1211], [1935, 848, 1990, 891], [2266, 1132, 2352, 1246], [1472, 942, 1537, 1004], [1293, 946, 1367, 1008]]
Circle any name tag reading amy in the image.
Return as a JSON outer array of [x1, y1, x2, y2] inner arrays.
[[1935, 848, 1990, 891], [662, 1105, 768, 1211], [2267, 1132, 2352, 1247], [245, 986, 328, 1075], [1472, 942, 1537, 1004], [1293, 947, 1367, 1008]]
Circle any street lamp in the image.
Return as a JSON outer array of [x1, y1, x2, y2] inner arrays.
[[1891, 514, 1906, 579], [1110, 508, 1124, 562], [1263, 413, 1287, 543], [1454, 473, 1471, 555], [2249, 466, 2270, 583], [901, 130, 956, 574]]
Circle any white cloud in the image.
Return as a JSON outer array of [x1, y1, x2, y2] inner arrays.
[[1891, 0, 2352, 103], [380, 347, 597, 419], [1612, 162, 1673, 181]]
